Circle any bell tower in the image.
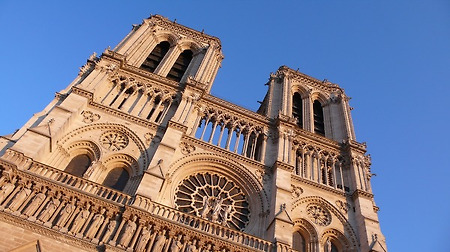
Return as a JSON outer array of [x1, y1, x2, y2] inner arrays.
[[257, 66, 386, 251]]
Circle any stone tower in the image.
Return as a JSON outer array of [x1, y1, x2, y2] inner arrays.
[[0, 15, 386, 252]]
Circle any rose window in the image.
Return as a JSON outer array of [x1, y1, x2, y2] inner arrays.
[[306, 204, 331, 226], [100, 131, 129, 151], [175, 172, 250, 231]]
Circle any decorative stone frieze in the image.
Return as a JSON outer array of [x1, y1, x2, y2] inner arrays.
[[336, 200, 350, 214], [100, 131, 129, 151], [179, 142, 195, 155], [306, 204, 332, 226], [81, 110, 101, 124]]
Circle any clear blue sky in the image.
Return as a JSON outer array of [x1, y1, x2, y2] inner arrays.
[[1, 1, 449, 251]]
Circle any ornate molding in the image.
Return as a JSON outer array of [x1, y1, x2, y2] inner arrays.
[[179, 142, 195, 155], [81, 110, 100, 124]]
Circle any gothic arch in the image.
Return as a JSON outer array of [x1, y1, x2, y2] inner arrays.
[[292, 196, 359, 250], [58, 123, 149, 173], [310, 91, 329, 105], [102, 153, 139, 177], [176, 39, 203, 54], [291, 85, 310, 99], [164, 152, 269, 234], [66, 140, 101, 161], [152, 31, 178, 47], [293, 218, 319, 251], [320, 228, 352, 252]]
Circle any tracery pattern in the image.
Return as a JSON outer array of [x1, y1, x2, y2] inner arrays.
[[306, 204, 331, 226], [100, 131, 129, 151], [175, 172, 250, 231]]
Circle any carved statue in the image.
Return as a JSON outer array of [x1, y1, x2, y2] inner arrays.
[[212, 198, 224, 222], [170, 234, 183, 252], [222, 205, 232, 225], [185, 239, 198, 252], [23, 190, 46, 217], [203, 243, 213, 252], [83, 161, 98, 179], [135, 224, 152, 251], [326, 238, 332, 252], [152, 229, 167, 252], [69, 204, 90, 234], [85, 208, 106, 239], [55, 198, 76, 228], [102, 219, 117, 243], [8, 185, 31, 212], [200, 196, 211, 219], [119, 215, 137, 247], [38, 197, 60, 223], [0, 178, 16, 204]]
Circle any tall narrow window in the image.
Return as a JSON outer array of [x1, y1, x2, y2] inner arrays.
[[103, 167, 129, 191], [313, 100, 325, 135], [65, 154, 91, 177], [292, 231, 306, 252], [167, 49, 193, 82], [292, 92, 303, 128], [140, 41, 170, 73]]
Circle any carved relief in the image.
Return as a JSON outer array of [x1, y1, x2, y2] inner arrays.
[[292, 185, 303, 199], [99, 131, 129, 151], [336, 200, 350, 214], [306, 204, 331, 226], [179, 142, 195, 155], [144, 132, 154, 145], [81, 111, 101, 124], [255, 169, 269, 183]]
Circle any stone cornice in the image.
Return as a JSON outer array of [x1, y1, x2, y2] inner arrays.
[[272, 161, 294, 172], [72, 87, 159, 131], [291, 174, 347, 197], [275, 113, 343, 154], [147, 15, 222, 46], [101, 51, 181, 90], [167, 120, 188, 133], [344, 139, 368, 154], [352, 189, 374, 200], [277, 66, 345, 94], [201, 94, 270, 125]]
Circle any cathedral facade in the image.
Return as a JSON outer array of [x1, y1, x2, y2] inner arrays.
[[0, 15, 386, 252]]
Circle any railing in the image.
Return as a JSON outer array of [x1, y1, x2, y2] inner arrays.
[[133, 194, 272, 251], [26, 161, 132, 205]]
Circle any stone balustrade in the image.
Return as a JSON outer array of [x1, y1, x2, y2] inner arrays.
[[133, 194, 272, 251], [0, 161, 273, 251], [26, 161, 132, 205]]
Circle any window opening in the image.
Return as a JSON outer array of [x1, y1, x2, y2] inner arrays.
[[140, 41, 170, 73], [292, 92, 303, 128], [103, 167, 129, 191], [65, 154, 91, 177], [292, 231, 306, 252], [167, 50, 193, 82], [313, 100, 325, 135]]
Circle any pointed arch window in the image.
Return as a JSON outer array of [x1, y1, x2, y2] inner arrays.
[[65, 154, 91, 177], [325, 240, 339, 252], [140, 41, 170, 73], [292, 92, 303, 128], [167, 49, 193, 82], [313, 100, 325, 135], [102, 167, 129, 191], [293, 231, 306, 252]]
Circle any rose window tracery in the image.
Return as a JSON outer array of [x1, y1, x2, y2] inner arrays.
[[306, 204, 331, 226], [100, 131, 129, 151], [175, 172, 250, 231]]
